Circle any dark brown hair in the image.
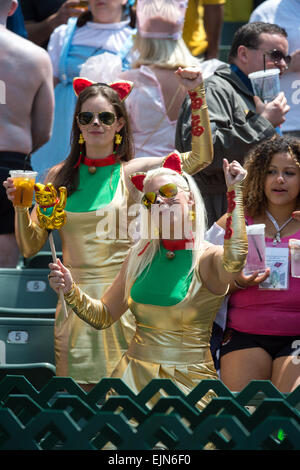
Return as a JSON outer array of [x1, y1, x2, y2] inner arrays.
[[51, 83, 134, 196], [243, 136, 300, 217]]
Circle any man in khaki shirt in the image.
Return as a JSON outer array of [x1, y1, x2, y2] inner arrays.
[[0, 0, 54, 266]]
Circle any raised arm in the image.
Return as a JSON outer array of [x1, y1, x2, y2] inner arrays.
[[175, 67, 213, 175], [123, 66, 213, 186], [199, 159, 248, 293], [48, 257, 130, 329]]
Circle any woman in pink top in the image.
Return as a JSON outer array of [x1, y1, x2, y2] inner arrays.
[[217, 136, 300, 393]]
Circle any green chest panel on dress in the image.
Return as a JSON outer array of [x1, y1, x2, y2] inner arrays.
[[131, 245, 193, 306], [66, 163, 121, 212]]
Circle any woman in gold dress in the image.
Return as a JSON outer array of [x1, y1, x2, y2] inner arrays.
[[48, 155, 248, 408], [4, 66, 213, 391]]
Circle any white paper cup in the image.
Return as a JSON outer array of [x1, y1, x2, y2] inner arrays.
[[248, 68, 280, 103], [244, 224, 266, 275]]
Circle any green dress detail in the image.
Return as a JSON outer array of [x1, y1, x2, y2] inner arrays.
[[66, 162, 121, 212], [131, 244, 193, 306]]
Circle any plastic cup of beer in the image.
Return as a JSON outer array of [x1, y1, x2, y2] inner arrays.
[[244, 224, 266, 275], [289, 239, 300, 278], [248, 68, 280, 103], [9, 170, 38, 207]]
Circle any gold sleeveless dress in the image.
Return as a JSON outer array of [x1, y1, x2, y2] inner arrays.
[[55, 165, 136, 382], [111, 265, 225, 409]]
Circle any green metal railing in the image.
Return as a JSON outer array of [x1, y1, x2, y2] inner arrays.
[[0, 376, 299, 450]]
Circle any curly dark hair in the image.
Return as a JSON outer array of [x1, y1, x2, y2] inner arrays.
[[243, 135, 300, 217]]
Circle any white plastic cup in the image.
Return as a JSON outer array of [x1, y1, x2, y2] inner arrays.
[[289, 239, 300, 278], [244, 224, 266, 275], [248, 68, 280, 103]]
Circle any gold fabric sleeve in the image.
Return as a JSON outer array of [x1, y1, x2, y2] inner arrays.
[[64, 282, 114, 330], [223, 180, 248, 273], [180, 84, 213, 175], [15, 207, 48, 258]]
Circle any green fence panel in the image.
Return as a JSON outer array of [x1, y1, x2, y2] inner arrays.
[[0, 376, 299, 450]]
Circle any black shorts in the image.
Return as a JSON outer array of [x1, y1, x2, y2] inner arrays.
[[220, 328, 300, 360], [0, 152, 32, 234]]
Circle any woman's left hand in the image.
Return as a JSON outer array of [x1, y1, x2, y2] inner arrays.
[[232, 268, 271, 291], [174, 66, 203, 90], [223, 158, 247, 188]]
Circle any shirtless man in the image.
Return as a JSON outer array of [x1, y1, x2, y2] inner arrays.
[[0, 0, 54, 267]]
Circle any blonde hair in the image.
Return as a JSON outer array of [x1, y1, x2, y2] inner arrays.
[[132, 33, 201, 69], [124, 167, 207, 299]]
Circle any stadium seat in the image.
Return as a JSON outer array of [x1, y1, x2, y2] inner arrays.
[[0, 317, 55, 365], [0, 268, 57, 367], [0, 363, 56, 390], [21, 251, 63, 269], [0, 268, 57, 315]]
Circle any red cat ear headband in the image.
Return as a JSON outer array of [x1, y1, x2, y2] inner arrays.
[[130, 152, 182, 192], [73, 77, 133, 101]]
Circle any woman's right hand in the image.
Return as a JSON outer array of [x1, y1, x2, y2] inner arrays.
[[48, 259, 73, 295], [3, 177, 16, 203]]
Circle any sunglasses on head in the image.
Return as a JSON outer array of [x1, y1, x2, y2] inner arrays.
[[141, 183, 181, 209], [263, 49, 291, 66], [77, 111, 116, 126]]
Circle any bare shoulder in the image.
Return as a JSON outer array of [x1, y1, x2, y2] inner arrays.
[[6, 32, 52, 75]]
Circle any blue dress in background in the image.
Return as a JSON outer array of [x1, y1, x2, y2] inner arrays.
[[31, 18, 134, 181]]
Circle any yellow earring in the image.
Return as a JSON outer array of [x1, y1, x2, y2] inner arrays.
[[189, 210, 196, 221], [78, 133, 85, 145], [115, 133, 122, 145]]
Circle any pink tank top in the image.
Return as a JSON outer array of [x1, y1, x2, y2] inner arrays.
[[228, 217, 300, 336]]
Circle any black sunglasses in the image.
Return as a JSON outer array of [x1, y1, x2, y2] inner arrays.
[[263, 49, 291, 67], [77, 111, 116, 126]]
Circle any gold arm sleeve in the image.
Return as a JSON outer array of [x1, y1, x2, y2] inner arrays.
[[15, 207, 49, 258], [64, 282, 114, 330], [180, 84, 213, 175], [223, 181, 248, 273]]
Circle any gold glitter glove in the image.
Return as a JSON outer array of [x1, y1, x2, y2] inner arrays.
[[223, 180, 248, 273], [64, 282, 113, 330], [180, 84, 213, 175], [15, 207, 48, 258]]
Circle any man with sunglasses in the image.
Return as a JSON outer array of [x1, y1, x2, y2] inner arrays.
[[250, 0, 300, 139], [176, 21, 290, 229]]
